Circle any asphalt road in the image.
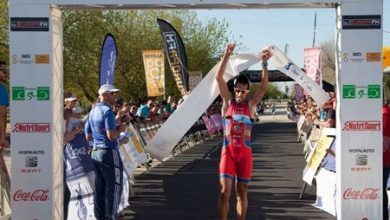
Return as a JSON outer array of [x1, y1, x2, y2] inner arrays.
[[119, 105, 336, 220]]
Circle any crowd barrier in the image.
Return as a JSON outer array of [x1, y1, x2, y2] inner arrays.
[[295, 115, 337, 216], [0, 150, 11, 219], [0, 112, 224, 219], [63, 113, 224, 219]]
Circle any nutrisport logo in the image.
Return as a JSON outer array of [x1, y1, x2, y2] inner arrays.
[[12, 123, 50, 133], [342, 121, 380, 131]]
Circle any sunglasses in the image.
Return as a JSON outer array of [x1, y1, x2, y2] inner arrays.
[[234, 88, 249, 95], [108, 91, 118, 96]]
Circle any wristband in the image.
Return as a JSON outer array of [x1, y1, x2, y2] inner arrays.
[[262, 61, 268, 69]]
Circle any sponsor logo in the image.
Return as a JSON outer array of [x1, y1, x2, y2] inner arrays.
[[35, 54, 49, 64], [343, 188, 379, 200], [283, 62, 313, 92], [13, 189, 49, 201], [348, 148, 375, 153], [343, 52, 365, 63], [342, 84, 380, 99], [12, 87, 50, 101], [21, 168, 42, 174], [354, 154, 368, 166], [12, 123, 50, 133], [18, 150, 45, 155], [10, 17, 49, 32], [163, 31, 186, 94], [366, 52, 381, 62], [66, 146, 90, 159], [348, 149, 375, 171], [25, 156, 38, 167], [12, 54, 34, 64], [351, 167, 372, 172], [342, 15, 381, 29], [342, 121, 380, 131]]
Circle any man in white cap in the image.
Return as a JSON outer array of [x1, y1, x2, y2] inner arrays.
[[85, 84, 127, 220]]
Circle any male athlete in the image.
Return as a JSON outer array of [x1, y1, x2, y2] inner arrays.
[[216, 43, 271, 220]]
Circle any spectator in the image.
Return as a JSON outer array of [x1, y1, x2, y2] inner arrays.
[[271, 102, 276, 115], [166, 95, 175, 113], [148, 103, 161, 122], [383, 100, 390, 220], [85, 84, 127, 220], [137, 99, 153, 119], [0, 61, 8, 149], [64, 95, 78, 121]]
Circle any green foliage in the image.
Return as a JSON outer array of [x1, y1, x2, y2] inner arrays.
[[250, 82, 283, 100], [263, 83, 284, 100], [62, 9, 229, 104], [0, 2, 8, 63]]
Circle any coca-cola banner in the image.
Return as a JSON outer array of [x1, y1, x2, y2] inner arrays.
[[9, 6, 62, 220], [304, 47, 322, 86], [336, 2, 383, 219], [13, 189, 50, 202]]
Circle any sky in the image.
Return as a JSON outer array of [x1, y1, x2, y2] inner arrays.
[[195, 2, 390, 70]]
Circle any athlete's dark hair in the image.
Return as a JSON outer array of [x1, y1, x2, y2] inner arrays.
[[234, 74, 251, 88]]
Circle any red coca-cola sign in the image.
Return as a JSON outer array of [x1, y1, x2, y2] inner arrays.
[[343, 187, 379, 200], [13, 189, 49, 201]]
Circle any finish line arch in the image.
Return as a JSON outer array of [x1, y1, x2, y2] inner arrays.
[[8, 0, 383, 219]]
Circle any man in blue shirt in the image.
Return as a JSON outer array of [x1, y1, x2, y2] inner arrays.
[[0, 61, 9, 149], [136, 99, 153, 119], [85, 84, 127, 220]]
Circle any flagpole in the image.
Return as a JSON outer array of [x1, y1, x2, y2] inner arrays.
[[312, 12, 317, 48]]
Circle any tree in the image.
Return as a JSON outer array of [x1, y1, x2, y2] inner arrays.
[[62, 9, 230, 105], [261, 83, 283, 100], [0, 2, 8, 63], [320, 39, 336, 85]]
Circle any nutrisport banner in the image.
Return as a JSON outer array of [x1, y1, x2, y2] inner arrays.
[[9, 6, 58, 219], [157, 18, 189, 96], [99, 33, 117, 86], [336, 2, 383, 219]]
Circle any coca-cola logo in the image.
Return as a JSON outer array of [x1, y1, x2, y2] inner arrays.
[[343, 187, 379, 200], [13, 189, 49, 201]]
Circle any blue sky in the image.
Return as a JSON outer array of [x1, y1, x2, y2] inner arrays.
[[195, 2, 389, 69]]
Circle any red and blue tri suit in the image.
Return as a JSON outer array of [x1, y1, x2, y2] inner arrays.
[[219, 100, 253, 183]]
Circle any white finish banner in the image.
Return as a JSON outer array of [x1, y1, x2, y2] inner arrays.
[[145, 54, 260, 160], [269, 45, 329, 107]]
